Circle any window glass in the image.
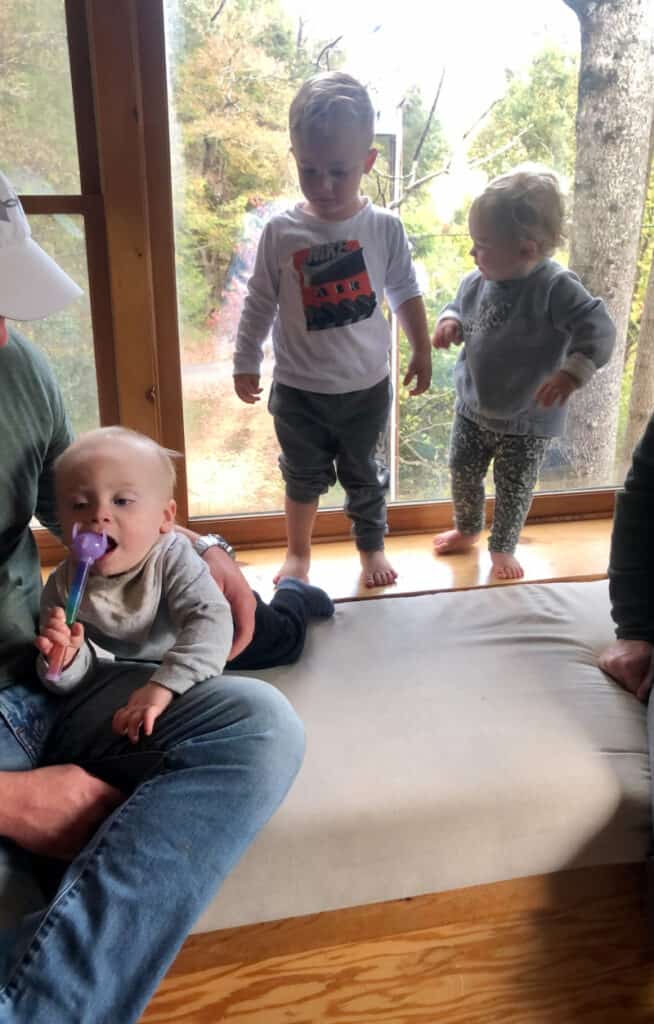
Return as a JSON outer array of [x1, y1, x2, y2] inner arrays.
[[0, 0, 81, 193], [165, 0, 644, 517], [15, 216, 100, 436]]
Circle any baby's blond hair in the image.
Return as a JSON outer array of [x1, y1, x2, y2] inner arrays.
[[55, 427, 179, 498], [289, 71, 375, 150], [471, 164, 565, 256]]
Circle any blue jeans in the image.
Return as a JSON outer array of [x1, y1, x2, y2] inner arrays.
[[0, 663, 305, 1023]]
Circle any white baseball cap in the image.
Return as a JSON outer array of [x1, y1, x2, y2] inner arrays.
[[0, 169, 84, 320]]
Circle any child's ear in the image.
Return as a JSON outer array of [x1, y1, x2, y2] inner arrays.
[[160, 500, 177, 534], [520, 238, 539, 261], [364, 148, 378, 174]]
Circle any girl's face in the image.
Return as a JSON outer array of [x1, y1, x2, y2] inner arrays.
[[468, 210, 538, 282]]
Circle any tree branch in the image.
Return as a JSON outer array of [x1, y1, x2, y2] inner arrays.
[[561, 0, 585, 18], [389, 128, 529, 210], [315, 36, 343, 69], [210, 0, 228, 24], [408, 67, 446, 180]]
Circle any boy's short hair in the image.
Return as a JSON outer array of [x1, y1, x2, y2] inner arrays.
[[55, 426, 179, 497], [289, 71, 375, 149], [471, 164, 565, 255]]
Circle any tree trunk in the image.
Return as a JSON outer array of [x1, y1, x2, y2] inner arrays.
[[561, 0, 654, 485], [622, 252, 654, 459]]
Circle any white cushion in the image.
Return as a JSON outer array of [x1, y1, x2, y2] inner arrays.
[[193, 580, 651, 933]]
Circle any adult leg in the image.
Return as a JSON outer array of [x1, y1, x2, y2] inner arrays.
[[335, 378, 395, 588], [0, 665, 305, 1024], [490, 433, 549, 579], [434, 414, 494, 554], [0, 686, 52, 933], [227, 584, 333, 671]]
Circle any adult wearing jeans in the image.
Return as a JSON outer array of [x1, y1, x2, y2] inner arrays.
[[0, 170, 305, 1023]]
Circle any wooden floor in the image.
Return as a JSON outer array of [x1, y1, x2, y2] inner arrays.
[[237, 517, 613, 603], [142, 865, 654, 1024]]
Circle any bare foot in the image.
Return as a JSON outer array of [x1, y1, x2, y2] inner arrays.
[[433, 529, 480, 555], [1, 765, 124, 860], [360, 550, 398, 589], [273, 553, 310, 585], [490, 551, 524, 580]]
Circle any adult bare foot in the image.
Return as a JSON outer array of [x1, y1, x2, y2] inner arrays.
[[360, 550, 398, 589], [433, 529, 480, 555], [490, 551, 524, 580], [273, 553, 310, 585], [0, 765, 124, 860]]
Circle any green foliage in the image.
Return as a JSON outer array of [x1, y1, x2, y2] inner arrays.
[[470, 46, 578, 181]]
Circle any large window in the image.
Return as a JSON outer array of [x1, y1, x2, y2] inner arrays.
[[3, 0, 650, 547], [1, 0, 105, 438], [164, 0, 646, 522]]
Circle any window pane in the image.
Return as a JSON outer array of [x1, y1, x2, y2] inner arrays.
[[14, 216, 100, 436], [0, 0, 80, 193], [166, 0, 640, 519]]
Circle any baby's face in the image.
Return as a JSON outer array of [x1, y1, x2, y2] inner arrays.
[[56, 440, 176, 576], [292, 122, 377, 222], [468, 210, 537, 282]]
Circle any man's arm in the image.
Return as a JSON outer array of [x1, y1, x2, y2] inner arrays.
[[599, 413, 654, 699], [0, 765, 123, 860], [174, 525, 256, 659]]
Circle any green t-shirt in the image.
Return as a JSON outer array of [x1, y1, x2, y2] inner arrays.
[[0, 328, 73, 686]]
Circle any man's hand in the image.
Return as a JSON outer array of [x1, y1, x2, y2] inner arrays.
[[234, 374, 263, 404], [34, 606, 84, 670], [112, 682, 174, 744], [403, 348, 432, 396], [599, 638, 654, 702], [535, 370, 578, 408], [0, 765, 123, 861], [432, 318, 462, 349], [202, 546, 256, 659]]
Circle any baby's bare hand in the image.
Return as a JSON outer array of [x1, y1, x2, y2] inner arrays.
[[432, 318, 462, 349], [535, 370, 578, 408], [112, 682, 174, 744], [35, 607, 84, 668], [233, 374, 263, 404]]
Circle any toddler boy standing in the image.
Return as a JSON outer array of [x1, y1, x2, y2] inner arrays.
[[234, 71, 432, 588]]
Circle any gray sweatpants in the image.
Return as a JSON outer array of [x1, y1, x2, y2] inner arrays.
[[448, 412, 550, 553], [269, 377, 392, 552]]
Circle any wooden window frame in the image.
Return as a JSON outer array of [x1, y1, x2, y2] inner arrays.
[[35, 0, 617, 564]]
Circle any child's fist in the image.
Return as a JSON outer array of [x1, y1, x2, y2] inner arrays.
[[35, 606, 84, 670], [535, 370, 578, 408], [233, 374, 263, 404], [432, 318, 462, 349], [112, 681, 174, 744]]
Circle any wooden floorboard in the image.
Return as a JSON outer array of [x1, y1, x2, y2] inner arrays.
[[237, 518, 613, 603], [142, 866, 654, 1024]]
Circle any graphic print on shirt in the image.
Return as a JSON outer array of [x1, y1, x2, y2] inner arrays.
[[463, 298, 512, 340], [293, 240, 377, 331]]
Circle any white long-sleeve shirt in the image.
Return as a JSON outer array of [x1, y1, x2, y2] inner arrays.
[[234, 199, 422, 394]]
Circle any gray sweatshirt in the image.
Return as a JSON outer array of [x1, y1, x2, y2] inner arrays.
[[438, 259, 616, 437], [38, 532, 233, 695]]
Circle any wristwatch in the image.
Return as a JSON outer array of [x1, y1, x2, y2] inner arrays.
[[193, 533, 236, 560]]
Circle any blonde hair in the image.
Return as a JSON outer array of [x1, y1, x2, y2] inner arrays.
[[471, 164, 565, 256], [55, 427, 179, 497], [289, 71, 375, 149]]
